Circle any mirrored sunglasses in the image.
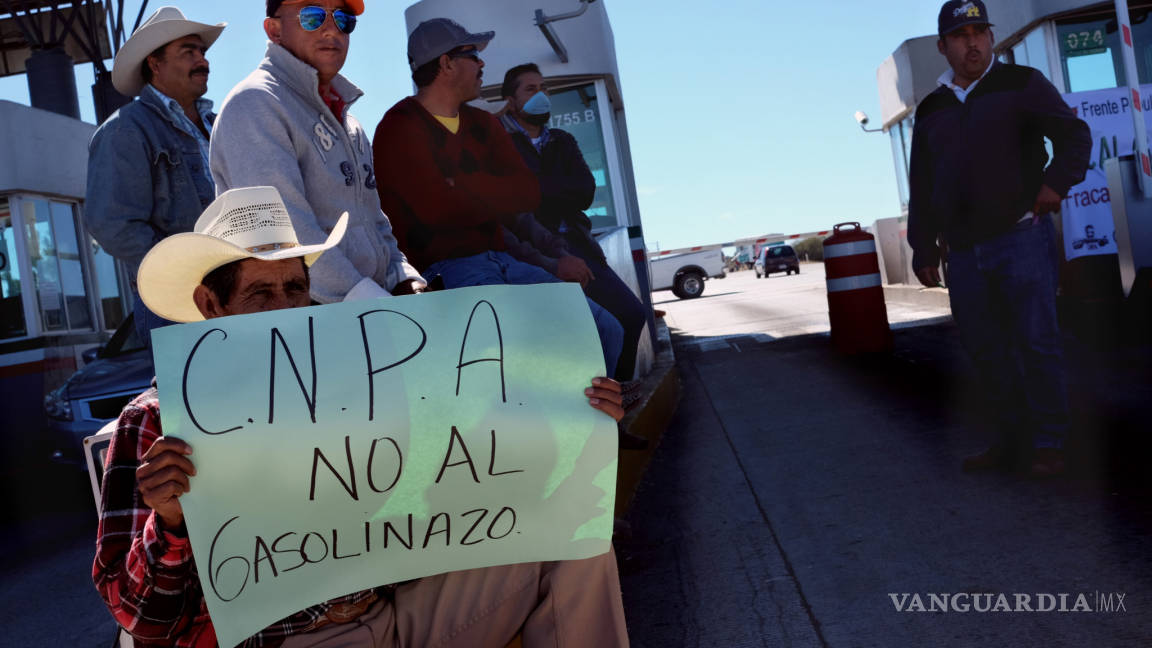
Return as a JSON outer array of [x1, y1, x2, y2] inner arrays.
[[295, 6, 357, 34], [448, 47, 481, 63]]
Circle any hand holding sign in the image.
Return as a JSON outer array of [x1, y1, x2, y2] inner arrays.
[[136, 436, 195, 529], [151, 283, 618, 648]]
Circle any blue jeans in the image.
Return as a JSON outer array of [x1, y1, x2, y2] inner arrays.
[[567, 246, 647, 381], [425, 251, 624, 377], [946, 216, 1068, 449]]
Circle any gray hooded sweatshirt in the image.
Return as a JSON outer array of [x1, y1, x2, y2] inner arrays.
[[210, 43, 422, 303]]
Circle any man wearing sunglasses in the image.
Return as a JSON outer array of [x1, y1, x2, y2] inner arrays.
[[373, 18, 625, 379], [210, 0, 425, 304]]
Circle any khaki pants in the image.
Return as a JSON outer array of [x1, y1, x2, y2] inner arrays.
[[281, 549, 628, 647]]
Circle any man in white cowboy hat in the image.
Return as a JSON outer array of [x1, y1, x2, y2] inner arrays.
[[84, 6, 226, 346], [93, 186, 630, 647], [210, 0, 426, 305]]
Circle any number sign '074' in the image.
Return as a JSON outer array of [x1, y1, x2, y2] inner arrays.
[[151, 283, 618, 648]]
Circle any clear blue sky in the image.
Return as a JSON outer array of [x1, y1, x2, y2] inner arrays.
[[0, 0, 944, 251]]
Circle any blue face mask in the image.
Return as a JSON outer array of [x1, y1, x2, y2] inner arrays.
[[521, 91, 551, 126]]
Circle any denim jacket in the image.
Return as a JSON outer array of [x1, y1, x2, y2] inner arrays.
[[84, 85, 217, 280]]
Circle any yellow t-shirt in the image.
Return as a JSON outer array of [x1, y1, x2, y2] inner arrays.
[[433, 114, 460, 134]]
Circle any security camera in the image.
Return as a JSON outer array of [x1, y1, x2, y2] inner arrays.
[[854, 111, 869, 126]]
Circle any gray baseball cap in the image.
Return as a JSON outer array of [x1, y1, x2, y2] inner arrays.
[[407, 18, 494, 71]]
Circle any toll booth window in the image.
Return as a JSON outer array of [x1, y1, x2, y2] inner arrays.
[[1057, 11, 1152, 92], [1011, 27, 1053, 84], [0, 197, 28, 340], [548, 82, 617, 229], [20, 197, 93, 332], [90, 237, 125, 330], [889, 117, 911, 208]]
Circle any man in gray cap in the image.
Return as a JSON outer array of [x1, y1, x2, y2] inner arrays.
[[373, 18, 624, 379], [908, 0, 1091, 477], [84, 6, 225, 345]]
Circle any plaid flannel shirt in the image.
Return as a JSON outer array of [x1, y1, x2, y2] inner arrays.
[[92, 387, 379, 647]]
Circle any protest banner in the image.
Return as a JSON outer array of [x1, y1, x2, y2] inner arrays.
[[151, 283, 617, 648], [1060, 83, 1152, 260]]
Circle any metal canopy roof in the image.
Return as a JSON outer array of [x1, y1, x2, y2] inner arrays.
[[0, 1, 112, 78]]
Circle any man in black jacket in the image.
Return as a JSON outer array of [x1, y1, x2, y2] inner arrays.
[[499, 63, 648, 383], [908, 0, 1091, 477]]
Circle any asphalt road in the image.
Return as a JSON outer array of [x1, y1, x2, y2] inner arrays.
[[652, 264, 949, 342], [619, 268, 1152, 647]]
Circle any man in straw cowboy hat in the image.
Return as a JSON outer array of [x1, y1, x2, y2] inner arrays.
[[84, 6, 226, 345], [211, 0, 425, 305], [93, 186, 630, 647]]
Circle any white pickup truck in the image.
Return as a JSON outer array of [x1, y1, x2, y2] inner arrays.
[[648, 248, 726, 299]]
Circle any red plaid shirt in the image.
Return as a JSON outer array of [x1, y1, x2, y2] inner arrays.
[[92, 387, 380, 647]]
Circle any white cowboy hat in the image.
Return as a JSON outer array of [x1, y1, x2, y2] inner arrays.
[[112, 6, 226, 97], [138, 186, 347, 323]]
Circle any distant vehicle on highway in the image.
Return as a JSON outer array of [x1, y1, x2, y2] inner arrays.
[[649, 248, 726, 299], [45, 314, 153, 468], [754, 244, 800, 278]]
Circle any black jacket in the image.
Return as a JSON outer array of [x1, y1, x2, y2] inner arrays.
[[504, 123, 606, 263], [907, 62, 1091, 268]]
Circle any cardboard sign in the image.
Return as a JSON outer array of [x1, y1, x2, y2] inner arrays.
[[151, 283, 617, 648]]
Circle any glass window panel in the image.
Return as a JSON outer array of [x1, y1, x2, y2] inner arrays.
[[1058, 17, 1122, 92], [1024, 27, 1052, 82], [890, 122, 910, 208], [1066, 51, 1119, 91], [50, 201, 92, 330], [91, 237, 125, 330], [1012, 41, 1030, 67], [0, 197, 27, 339], [901, 115, 915, 177], [547, 83, 617, 230], [22, 198, 67, 331]]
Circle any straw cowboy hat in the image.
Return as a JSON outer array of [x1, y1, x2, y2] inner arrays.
[[112, 6, 226, 96], [138, 186, 347, 323]]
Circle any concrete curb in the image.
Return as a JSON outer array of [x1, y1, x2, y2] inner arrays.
[[615, 319, 681, 517], [884, 283, 952, 310]]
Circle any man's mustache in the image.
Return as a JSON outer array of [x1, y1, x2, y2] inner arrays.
[[191, 66, 210, 76]]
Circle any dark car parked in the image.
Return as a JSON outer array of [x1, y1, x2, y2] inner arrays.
[[45, 314, 154, 467], [754, 244, 800, 277]]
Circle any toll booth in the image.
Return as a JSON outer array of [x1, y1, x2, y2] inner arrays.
[[405, 0, 657, 378], [0, 100, 128, 437], [874, 0, 1152, 307], [0, 2, 128, 441]]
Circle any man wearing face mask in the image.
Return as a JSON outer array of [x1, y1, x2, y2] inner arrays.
[[210, 0, 425, 304], [498, 63, 649, 383], [374, 18, 624, 379]]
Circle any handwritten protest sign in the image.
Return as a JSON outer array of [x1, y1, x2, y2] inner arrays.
[[151, 283, 617, 648]]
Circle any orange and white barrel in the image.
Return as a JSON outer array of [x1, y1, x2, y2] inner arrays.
[[823, 222, 892, 354]]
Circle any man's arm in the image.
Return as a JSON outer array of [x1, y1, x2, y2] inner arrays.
[[210, 90, 380, 302], [93, 396, 202, 642], [374, 104, 535, 228], [1028, 69, 1092, 201], [84, 119, 159, 271], [502, 214, 594, 286], [906, 107, 943, 285], [540, 131, 596, 213]]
